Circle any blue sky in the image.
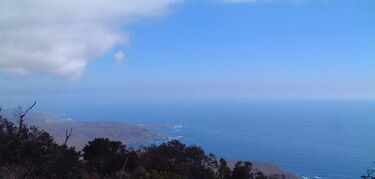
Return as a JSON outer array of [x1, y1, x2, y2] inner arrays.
[[0, 0, 374, 109]]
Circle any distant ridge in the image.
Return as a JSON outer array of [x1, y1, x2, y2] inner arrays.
[[1, 109, 165, 149]]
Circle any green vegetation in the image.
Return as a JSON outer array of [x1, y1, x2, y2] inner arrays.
[[0, 111, 268, 179]]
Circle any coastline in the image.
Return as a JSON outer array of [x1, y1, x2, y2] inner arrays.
[[2, 110, 299, 178], [30, 112, 299, 178]]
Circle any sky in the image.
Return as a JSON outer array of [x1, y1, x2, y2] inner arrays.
[[0, 0, 374, 110]]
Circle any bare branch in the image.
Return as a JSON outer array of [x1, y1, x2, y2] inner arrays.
[[17, 100, 37, 134], [20, 100, 37, 120], [64, 128, 73, 146]]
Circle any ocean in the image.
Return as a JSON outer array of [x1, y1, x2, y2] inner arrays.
[[58, 100, 375, 179]]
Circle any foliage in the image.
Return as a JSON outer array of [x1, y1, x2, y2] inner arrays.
[[217, 158, 232, 179], [141, 140, 218, 179], [0, 117, 82, 179], [231, 161, 253, 179], [83, 138, 129, 177], [142, 170, 181, 179]]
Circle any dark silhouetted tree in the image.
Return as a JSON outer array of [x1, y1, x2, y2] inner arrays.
[[217, 158, 232, 179], [231, 161, 253, 179], [141, 140, 217, 179], [0, 116, 82, 178], [82, 138, 130, 177]]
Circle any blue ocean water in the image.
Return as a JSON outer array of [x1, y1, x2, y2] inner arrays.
[[60, 100, 375, 178]]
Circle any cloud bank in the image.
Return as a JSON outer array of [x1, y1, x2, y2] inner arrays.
[[0, 0, 179, 79]]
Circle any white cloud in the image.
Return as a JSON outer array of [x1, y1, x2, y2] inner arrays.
[[0, 0, 179, 79]]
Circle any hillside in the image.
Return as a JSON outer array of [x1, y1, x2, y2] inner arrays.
[[2, 110, 165, 149]]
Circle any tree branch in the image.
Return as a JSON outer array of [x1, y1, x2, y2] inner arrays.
[[18, 100, 37, 133], [64, 128, 73, 146]]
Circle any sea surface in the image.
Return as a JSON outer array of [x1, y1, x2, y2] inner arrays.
[[56, 100, 375, 179]]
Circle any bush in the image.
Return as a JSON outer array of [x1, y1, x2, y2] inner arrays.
[[141, 140, 218, 179], [0, 117, 82, 178], [82, 138, 129, 177]]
